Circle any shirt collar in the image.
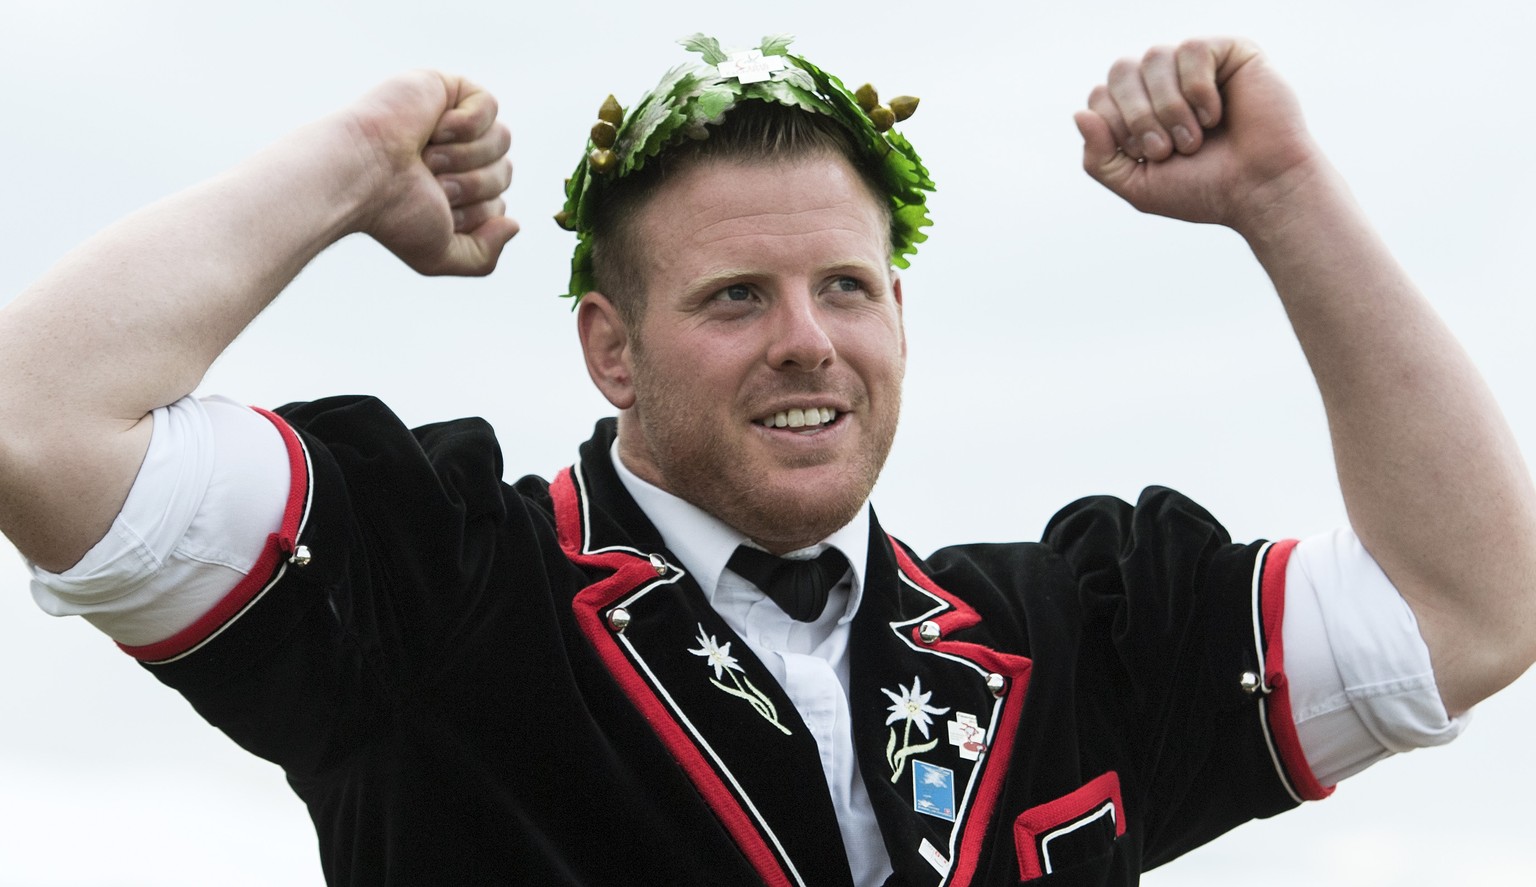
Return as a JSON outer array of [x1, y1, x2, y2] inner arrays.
[[610, 442, 870, 624]]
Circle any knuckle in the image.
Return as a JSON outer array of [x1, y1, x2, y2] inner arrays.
[[1175, 38, 1213, 68], [1108, 57, 1140, 80], [1124, 109, 1160, 134], [483, 94, 500, 118], [1176, 37, 1211, 56]]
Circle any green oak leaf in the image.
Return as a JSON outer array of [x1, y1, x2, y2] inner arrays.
[[747, 78, 831, 117], [760, 33, 794, 56], [688, 81, 740, 126], [775, 66, 815, 92], [678, 33, 727, 65]]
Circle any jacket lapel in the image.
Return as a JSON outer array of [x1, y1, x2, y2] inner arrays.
[[852, 526, 1034, 887], [556, 422, 855, 887]]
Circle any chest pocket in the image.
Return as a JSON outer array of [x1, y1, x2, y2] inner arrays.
[[1014, 771, 1125, 883]]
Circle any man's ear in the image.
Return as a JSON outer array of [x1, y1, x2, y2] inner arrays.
[[577, 292, 636, 410], [892, 271, 907, 359]]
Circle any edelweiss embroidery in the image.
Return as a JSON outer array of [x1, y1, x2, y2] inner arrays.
[[882, 675, 951, 781], [688, 625, 791, 735]]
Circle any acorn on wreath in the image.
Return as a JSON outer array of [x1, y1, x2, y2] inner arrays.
[[588, 94, 624, 175], [555, 95, 628, 230], [853, 83, 919, 133]]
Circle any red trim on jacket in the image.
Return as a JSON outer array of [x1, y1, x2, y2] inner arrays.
[[1013, 770, 1124, 881], [1259, 538, 1333, 801], [889, 538, 1034, 887], [120, 408, 308, 664], [553, 467, 796, 887]]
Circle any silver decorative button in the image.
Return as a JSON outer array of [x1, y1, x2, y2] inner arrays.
[[608, 607, 632, 633], [1239, 671, 1266, 696], [918, 621, 941, 644], [648, 554, 668, 577], [288, 545, 312, 567], [986, 673, 1007, 697]]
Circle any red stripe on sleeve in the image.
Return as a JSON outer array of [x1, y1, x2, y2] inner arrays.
[[1259, 538, 1334, 801], [119, 408, 309, 664]]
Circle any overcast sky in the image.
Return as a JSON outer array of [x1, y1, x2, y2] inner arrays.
[[2, 0, 1533, 884]]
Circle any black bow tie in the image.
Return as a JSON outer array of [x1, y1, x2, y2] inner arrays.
[[726, 544, 850, 623]]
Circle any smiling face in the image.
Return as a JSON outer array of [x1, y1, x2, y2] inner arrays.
[[579, 153, 906, 553]]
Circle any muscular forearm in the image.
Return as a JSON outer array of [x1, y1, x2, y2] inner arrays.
[[1241, 160, 1536, 714]]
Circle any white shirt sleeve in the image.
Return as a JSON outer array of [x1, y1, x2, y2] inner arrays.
[[28, 395, 290, 647], [1282, 528, 1470, 785]]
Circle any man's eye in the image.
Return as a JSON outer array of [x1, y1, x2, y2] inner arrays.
[[715, 284, 753, 302], [831, 277, 863, 293]]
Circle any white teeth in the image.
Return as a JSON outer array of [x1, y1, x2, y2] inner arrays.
[[759, 407, 838, 429]]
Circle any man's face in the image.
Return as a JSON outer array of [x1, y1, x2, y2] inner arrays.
[[611, 153, 906, 553]]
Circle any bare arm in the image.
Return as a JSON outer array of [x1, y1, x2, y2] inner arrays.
[[0, 71, 518, 572], [1074, 38, 1536, 716]]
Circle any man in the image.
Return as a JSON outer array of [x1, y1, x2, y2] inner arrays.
[[1, 33, 1532, 886]]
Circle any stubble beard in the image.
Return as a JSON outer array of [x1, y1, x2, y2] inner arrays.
[[624, 349, 901, 552]]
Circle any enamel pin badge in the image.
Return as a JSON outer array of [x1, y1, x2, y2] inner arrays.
[[913, 760, 957, 821], [947, 711, 988, 761]]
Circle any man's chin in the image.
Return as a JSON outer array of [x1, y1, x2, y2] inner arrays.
[[716, 478, 871, 552]]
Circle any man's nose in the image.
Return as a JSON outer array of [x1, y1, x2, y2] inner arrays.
[[765, 292, 835, 371]]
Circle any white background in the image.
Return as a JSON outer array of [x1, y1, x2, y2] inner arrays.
[[2, 1, 1533, 883]]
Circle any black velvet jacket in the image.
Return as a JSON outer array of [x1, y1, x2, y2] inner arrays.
[[137, 396, 1322, 886]]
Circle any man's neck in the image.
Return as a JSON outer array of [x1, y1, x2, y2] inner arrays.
[[608, 441, 871, 614]]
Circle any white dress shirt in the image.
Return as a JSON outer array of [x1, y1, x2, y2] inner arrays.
[[611, 445, 894, 886]]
